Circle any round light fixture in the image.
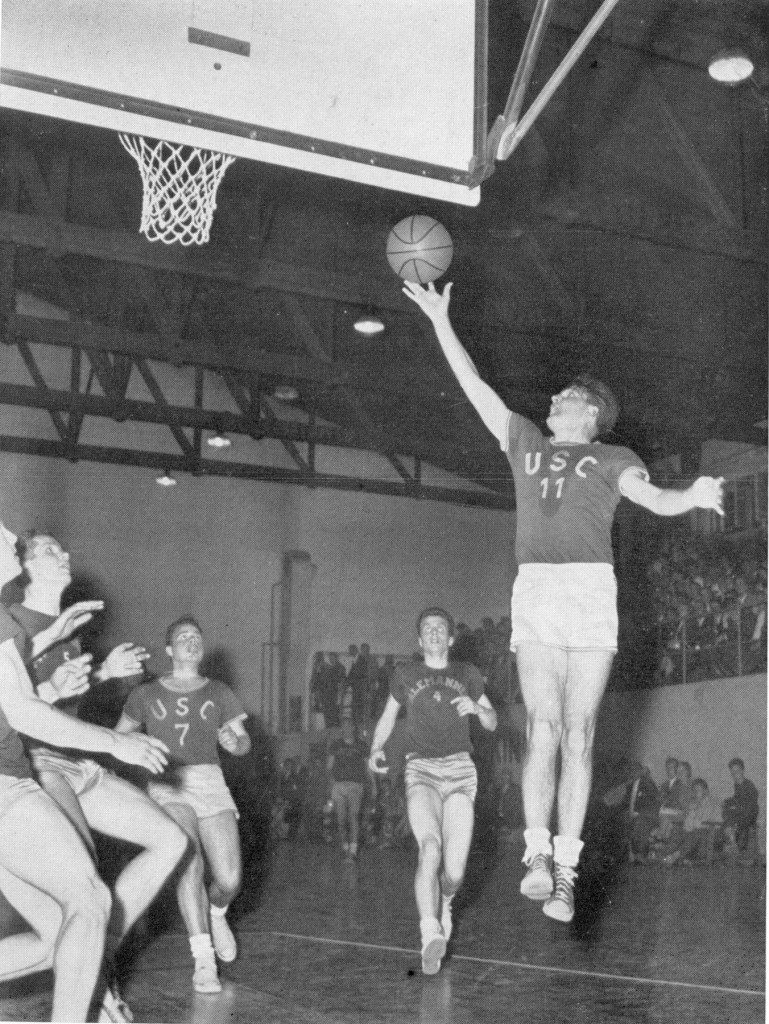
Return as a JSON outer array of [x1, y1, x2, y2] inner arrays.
[[155, 471, 177, 487], [207, 432, 231, 448], [354, 314, 385, 336], [274, 384, 299, 402], [708, 48, 754, 84]]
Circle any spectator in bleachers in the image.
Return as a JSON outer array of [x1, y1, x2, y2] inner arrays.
[[310, 652, 338, 729], [662, 778, 720, 866], [326, 652, 346, 725], [721, 757, 759, 860]]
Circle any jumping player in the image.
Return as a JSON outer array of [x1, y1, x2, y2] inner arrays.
[[404, 281, 724, 922], [0, 522, 171, 1023], [116, 615, 250, 994], [368, 607, 497, 974], [8, 532, 189, 1017]]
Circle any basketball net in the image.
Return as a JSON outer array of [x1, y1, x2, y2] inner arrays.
[[119, 135, 236, 246]]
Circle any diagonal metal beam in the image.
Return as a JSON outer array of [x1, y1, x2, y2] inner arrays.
[[645, 78, 738, 230], [14, 337, 69, 441], [133, 358, 195, 458]]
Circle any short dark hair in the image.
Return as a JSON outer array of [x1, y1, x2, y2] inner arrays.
[[728, 757, 745, 771], [166, 615, 203, 647], [416, 607, 455, 637], [569, 374, 619, 436], [16, 530, 57, 565]]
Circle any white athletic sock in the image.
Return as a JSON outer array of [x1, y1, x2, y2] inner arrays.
[[419, 916, 442, 942], [210, 904, 229, 918], [189, 933, 214, 960], [523, 827, 553, 862], [552, 835, 584, 869]]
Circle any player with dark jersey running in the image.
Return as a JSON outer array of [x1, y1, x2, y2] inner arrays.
[[369, 608, 497, 974]]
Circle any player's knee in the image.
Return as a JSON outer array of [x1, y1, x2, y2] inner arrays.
[[526, 714, 562, 750], [161, 818, 189, 867], [418, 833, 442, 868], [216, 862, 242, 900], [560, 720, 595, 762], [64, 873, 111, 930]]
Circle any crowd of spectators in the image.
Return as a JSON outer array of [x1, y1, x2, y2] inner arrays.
[[646, 534, 766, 684], [592, 754, 760, 870]]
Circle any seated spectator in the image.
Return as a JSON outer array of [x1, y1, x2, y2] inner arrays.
[[656, 757, 682, 838], [721, 757, 759, 859], [651, 760, 691, 855], [626, 764, 660, 864], [662, 778, 720, 866]]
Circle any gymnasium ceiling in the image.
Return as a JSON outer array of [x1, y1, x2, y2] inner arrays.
[[0, 0, 767, 508]]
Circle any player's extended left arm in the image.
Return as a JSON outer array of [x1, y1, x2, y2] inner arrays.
[[621, 469, 724, 517]]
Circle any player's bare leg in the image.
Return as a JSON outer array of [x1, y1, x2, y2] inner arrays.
[[544, 648, 614, 923], [0, 789, 111, 1022], [79, 774, 187, 942], [160, 802, 221, 994], [198, 810, 241, 963], [439, 793, 474, 943], [516, 642, 565, 900], [406, 784, 446, 974]]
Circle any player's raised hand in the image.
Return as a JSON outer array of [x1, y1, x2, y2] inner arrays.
[[689, 476, 725, 515], [112, 731, 169, 774], [44, 601, 105, 646], [368, 748, 389, 775], [49, 653, 93, 699], [402, 280, 452, 322], [451, 695, 479, 718], [100, 642, 150, 680]]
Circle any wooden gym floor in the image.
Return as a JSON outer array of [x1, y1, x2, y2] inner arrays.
[[0, 839, 764, 1023]]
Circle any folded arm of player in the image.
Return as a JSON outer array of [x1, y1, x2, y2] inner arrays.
[[402, 281, 509, 446]]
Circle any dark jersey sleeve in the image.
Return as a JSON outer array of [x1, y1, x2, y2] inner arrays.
[[121, 684, 147, 726], [214, 681, 247, 725], [503, 411, 542, 457]]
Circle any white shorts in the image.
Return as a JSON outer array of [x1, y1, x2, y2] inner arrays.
[[30, 748, 106, 796], [148, 764, 239, 820], [510, 562, 618, 652]]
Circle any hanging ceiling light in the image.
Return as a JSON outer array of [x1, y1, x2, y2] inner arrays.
[[155, 470, 177, 487], [708, 48, 754, 85], [207, 432, 231, 448], [353, 311, 385, 336], [274, 384, 299, 401]]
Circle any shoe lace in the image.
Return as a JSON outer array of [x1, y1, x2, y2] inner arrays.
[[552, 865, 577, 902], [527, 851, 551, 871]]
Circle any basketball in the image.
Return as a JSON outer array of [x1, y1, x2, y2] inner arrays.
[[386, 215, 453, 284]]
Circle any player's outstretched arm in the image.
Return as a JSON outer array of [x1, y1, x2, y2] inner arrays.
[[622, 471, 725, 517], [0, 640, 167, 772], [403, 281, 510, 446], [368, 695, 400, 774]]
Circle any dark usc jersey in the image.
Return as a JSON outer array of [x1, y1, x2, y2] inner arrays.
[[503, 412, 648, 565], [390, 660, 485, 760]]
